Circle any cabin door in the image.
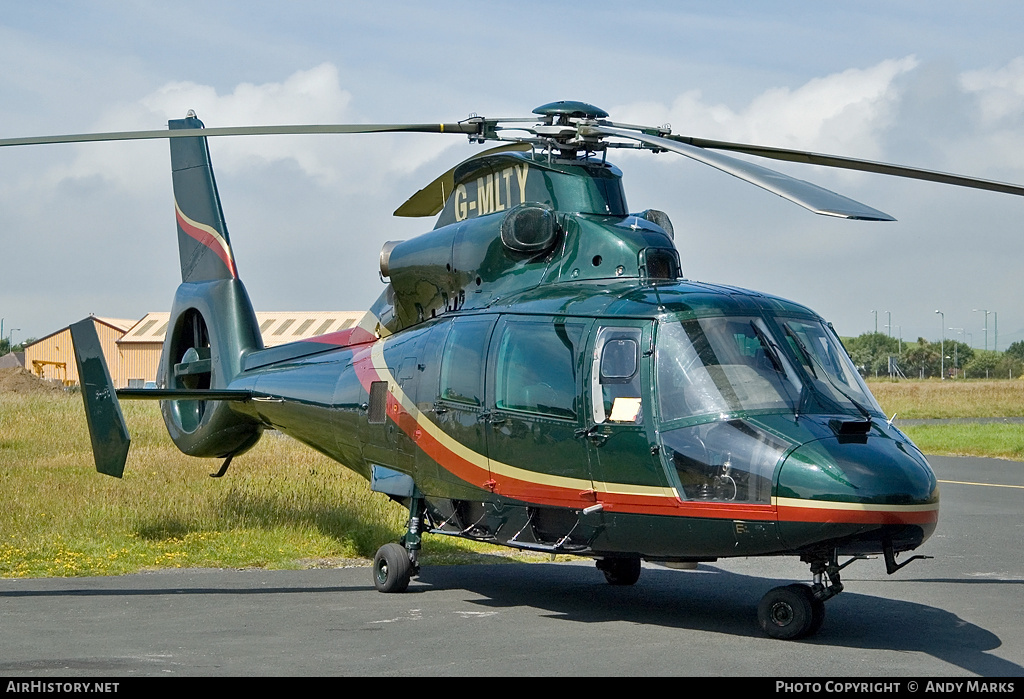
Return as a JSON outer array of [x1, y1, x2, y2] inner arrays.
[[484, 315, 595, 508], [430, 316, 498, 493], [584, 322, 666, 504]]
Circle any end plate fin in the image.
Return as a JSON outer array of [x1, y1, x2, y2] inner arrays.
[[69, 319, 130, 478]]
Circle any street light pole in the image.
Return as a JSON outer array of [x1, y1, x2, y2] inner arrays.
[[949, 328, 963, 378], [935, 310, 945, 379], [886, 311, 891, 338], [871, 310, 877, 335], [974, 308, 990, 351]]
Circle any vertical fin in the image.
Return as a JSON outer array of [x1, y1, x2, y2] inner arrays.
[[156, 114, 264, 459], [70, 319, 130, 478], [169, 115, 238, 283]]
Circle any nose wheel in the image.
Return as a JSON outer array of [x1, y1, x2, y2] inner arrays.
[[757, 584, 825, 639], [758, 553, 844, 640]]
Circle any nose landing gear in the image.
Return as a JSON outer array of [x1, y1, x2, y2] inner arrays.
[[758, 552, 846, 640], [757, 584, 824, 640]]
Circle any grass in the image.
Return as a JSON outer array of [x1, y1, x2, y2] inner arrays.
[[3, 378, 1023, 577], [867, 378, 1024, 419], [897, 423, 1024, 462], [866, 379, 1024, 460], [0, 392, 537, 578]]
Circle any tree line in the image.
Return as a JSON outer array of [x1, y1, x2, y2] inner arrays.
[[841, 332, 1024, 379], [0, 337, 35, 356]]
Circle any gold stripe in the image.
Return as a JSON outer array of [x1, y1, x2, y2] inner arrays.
[[174, 199, 234, 263], [773, 496, 939, 512], [369, 339, 677, 499], [939, 478, 1024, 490], [360, 310, 390, 339], [594, 481, 679, 498]]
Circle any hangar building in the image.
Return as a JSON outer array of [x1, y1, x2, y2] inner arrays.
[[23, 311, 364, 388]]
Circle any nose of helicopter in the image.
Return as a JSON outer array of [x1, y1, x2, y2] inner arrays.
[[774, 430, 939, 554]]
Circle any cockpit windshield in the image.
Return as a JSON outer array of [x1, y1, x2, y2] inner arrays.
[[656, 316, 803, 423], [780, 318, 883, 417], [656, 314, 882, 424]]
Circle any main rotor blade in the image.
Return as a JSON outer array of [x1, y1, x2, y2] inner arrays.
[[589, 125, 895, 220], [671, 135, 1024, 198], [0, 122, 481, 148]]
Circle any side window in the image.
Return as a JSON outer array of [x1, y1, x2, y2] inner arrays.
[[592, 327, 643, 423], [439, 318, 493, 406], [494, 319, 583, 419]]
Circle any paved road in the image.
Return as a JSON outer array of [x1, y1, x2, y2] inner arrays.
[[0, 456, 1021, 677]]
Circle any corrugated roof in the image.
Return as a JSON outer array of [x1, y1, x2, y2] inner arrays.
[[119, 313, 170, 342], [24, 315, 138, 348], [117, 311, 365, 347], [95, 318, 138, 333]]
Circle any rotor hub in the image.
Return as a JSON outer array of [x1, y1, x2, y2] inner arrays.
[[529, 102, 610, 156], [532, 101, 609, 123]]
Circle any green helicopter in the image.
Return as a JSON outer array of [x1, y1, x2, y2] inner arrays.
[[8, 100, 1024, 639]]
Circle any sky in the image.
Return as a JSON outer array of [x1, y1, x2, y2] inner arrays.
[[2, 1, 1024, 351]]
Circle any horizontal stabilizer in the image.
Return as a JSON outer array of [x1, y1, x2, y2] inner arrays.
[[69, 320, 130, 478], [117, 388, 253, 401]]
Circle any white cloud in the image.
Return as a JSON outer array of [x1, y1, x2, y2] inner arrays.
[[38, 64, 459, 193], [141, 64, 354, 125], [612, 57, 919, 160], [961, 57, 1024, 124]]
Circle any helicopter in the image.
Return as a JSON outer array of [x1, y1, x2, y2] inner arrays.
[[6, 100, 1024, 640]]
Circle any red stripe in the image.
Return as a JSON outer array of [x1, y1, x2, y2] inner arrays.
[[175, 209, 236, 277], [777, 505, 939, 525], [354, 354, 754, 515], [351, 339, 938, 525], [303, 326, 377, 348]]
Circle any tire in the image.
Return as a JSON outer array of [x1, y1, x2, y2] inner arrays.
[[597, 557, 642, 586], [757, 585, 815, 640], [373, 543, 412, 593]]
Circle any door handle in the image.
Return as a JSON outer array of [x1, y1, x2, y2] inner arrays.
[[575, 425, 608, 446]]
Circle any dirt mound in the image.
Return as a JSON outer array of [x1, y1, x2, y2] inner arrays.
[[0, 367, 65, 394]]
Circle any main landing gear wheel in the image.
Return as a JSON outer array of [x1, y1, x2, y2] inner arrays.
[[757, 584, 824, 640], [596, 557, 641, 585], [373, 543, 413, 593]]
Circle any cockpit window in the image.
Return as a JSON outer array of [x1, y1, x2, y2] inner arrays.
[[656, 316, 802, 423], [601, 339, 638, 380], [781, 319, 883, 416], [592, 327, 643, 423]]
